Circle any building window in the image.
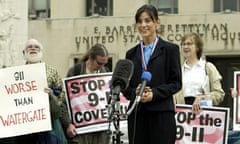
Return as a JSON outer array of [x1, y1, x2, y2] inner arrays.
[[214, 0, 240, 12], [86, 0, 113, 16], [28, 0, 50, 19], [149, 0, 178, 14]]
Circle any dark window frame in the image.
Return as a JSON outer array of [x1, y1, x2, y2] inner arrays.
[[149, 0, 178, 14], [86, 0, 113, 16], [214, 0, 240, 12], [28, 0, 50, 19]]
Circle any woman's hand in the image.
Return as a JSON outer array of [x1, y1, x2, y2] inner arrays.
[[140, 86, 153, 103], [230, 88, 238, 98], [192, 96, 205, 114], [66, 123, 77, 138], [44, 87, 52, 94], [135, 84, 153, 103]]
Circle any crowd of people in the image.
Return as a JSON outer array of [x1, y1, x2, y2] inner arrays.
[[0, 3, 238, 144]]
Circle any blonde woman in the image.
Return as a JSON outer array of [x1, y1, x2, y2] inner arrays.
[[175, 33, 225, 114]]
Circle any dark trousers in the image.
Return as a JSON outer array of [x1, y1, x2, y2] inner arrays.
[[0, 137, 17, 144], [184, 97, 195, 105], [128, 109, 176, 144], [17, 134, 38, 144], [228, 130, 240, 144]]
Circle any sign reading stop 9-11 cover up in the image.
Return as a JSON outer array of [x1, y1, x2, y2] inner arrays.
[[175, 104, 229, 144], [0, 63, 51, 138], [63, 72, 129, 134], [233, 71, 240, 130]]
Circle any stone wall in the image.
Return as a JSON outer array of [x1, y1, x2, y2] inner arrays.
[[0, 0, 28, 68]]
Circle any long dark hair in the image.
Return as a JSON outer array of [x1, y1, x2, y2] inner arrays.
[[135, 4, 159, 23]]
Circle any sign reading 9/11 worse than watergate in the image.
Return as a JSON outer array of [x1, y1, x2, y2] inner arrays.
[[63, 72, 129, 134], [0, 63, 51, 138]]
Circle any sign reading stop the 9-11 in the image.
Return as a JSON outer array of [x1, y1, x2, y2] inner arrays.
[[175, 105, 229, 144], [63, 72, 129, 134]]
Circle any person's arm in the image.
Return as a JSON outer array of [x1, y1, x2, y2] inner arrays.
[[45, 65, 65, 120], [206, 62, 225, 105], [59, 101, 77, 138], [150, 44, 182, 102], [59, 65, 81, 138], [44, 87, 61, 120], [174, 89, 185, 104]]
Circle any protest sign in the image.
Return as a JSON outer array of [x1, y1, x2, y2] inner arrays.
[[63, 72, 129, 134], [233, 71, 240, 130], [0, 63, 51, 138], [175, 104, 229, 144]]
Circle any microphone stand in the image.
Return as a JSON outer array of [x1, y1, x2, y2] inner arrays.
[[127, 95, 141, 116], [108, 89, 124, 144], [126, 95, 141, 144]]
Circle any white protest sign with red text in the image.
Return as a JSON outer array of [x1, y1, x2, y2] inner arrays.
[[64, 72, 129, 134], [0, 63, 51, 138], [175, 104, 229, 144]]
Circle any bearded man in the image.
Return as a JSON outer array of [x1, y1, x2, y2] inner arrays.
[[17, 38, 67, 144]]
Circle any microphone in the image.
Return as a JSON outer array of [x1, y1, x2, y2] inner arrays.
[[110, 59, 134, 100], [136, 71, 152, 103], [108, 59, 133, 118], [127, 71, 152, 115]]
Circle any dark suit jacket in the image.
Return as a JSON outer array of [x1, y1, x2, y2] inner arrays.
[[123, 37, 182, 112]]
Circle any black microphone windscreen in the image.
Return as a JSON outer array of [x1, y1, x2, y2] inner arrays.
[[111, 59, 134, 90]]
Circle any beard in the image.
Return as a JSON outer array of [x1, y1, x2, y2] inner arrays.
[[24, 51, 43, 63]]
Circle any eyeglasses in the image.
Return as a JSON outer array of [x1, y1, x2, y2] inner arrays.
[[95, 59, 107, 66], [181, 42, 194, 47], [26, 44, 40, 49]]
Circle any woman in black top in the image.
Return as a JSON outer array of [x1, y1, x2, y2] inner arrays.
[[123, 4, 182, 144]]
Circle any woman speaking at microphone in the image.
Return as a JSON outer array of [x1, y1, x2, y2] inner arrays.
[[122, 4, 182, 144]]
